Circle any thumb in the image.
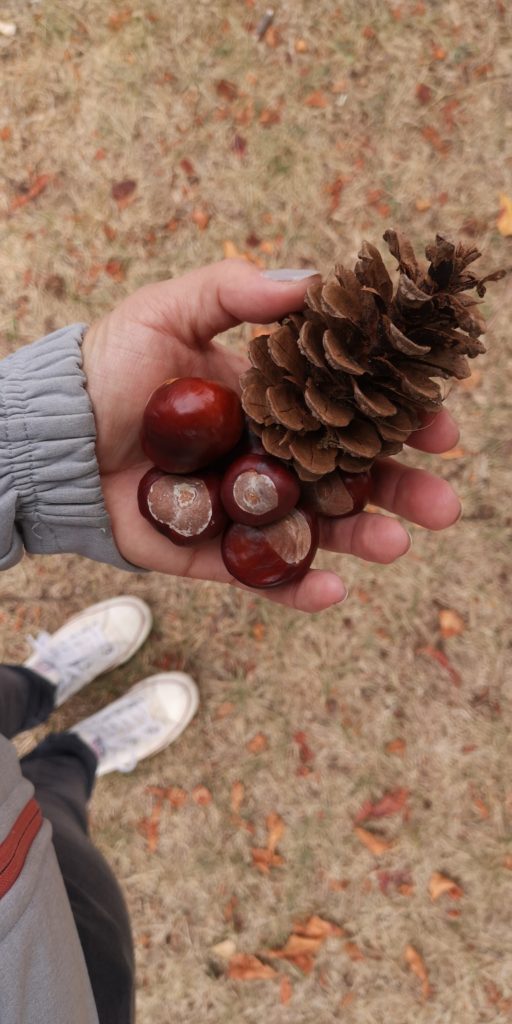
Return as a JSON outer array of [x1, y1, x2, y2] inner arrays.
[[139, 259, 321, 348]]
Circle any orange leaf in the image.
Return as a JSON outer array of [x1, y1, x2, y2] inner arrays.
[[438, 608, 465, 637], [473, 795, 490, 819], [192, 784, 212, 805], [9, 174, 53, 213], [344, 941, 365, 961], [191, 208, 210, 230], [293, 915, 345, 939], [279, 975, 293, 1004], [354, 827, 394, 856], [105, 258, 126, 282], [458, 369, 482, 392], [415, 198, 431, 212], [503, 855, 512, 870], [251, 622, 266, 641], [107, 7, 132, 30], [215, 701, 235, 719], [293, 731, 314, 767], [222, 240, 251, 261], [497, 194, 512, 237], [432, 43, 447, 60], [227, 953, 277, 981], [439, 446, 467, 460], [247, 732, 268, 753], [251, 848, 285, 873], [259, 107, 281, 126], [421, 125, 450, 155], [294, 38, 308, 53], [267, 935, 323, 958], [354, 823, 393, 856], [416, 645, 461, 687], [231, 781, 245, 814], [385, 738, 406, 757], [355, 787, 409, 822], [167, 786, 188, 809], [266, 812, 285, 854], [429, 871, 464, 901], [1, 125, 12, 140], [305, 90, 329, 109], [404, 945, 431, 999]]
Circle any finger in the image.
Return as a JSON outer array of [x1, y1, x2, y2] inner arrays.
[[140, 259, 321, 348], [243, 569, 348, 613], [370, 459, 461, 530], [319, 511, 411, 563], [406, 408, 460, 453]]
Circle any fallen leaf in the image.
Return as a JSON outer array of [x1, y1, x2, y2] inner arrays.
[[438, 608, 465, 637], [484, 980, 512, 1013], [293, 731, 314, 769], [340, 992, 356, 1008], [344, 941, 365, 961], [111, 179, 137, 205], [223, 240, 249, 261], [421, 125, 450, 155], [215, 701, 235, 719], [294, 38, 308, 53], [355, 787, 409, 823], [167, 786, 188, 809], [180, 157, 197, 180], [231, 781, 245, 814], [0, 125, 12, 141], [10, 174, 53, 213], [247, 732, 268, 753], [362, 25, 376, 39], [267, 812, 285, 854], [354, 826, 394, 856], [251, 623, 266, 641], [305, 90, 329, 109], [105, 258, 126, 282], [439, 446, 467, 460], [263, 25, 281, 48], [432, 43, 447, 60], [192, 784, 213, 805], [259, 107, 281, 126], [137, 799, 163, 853], [215, 79, 239, 102], [212, 938, 237, 959], [251, 848, 285, 873], [43, 274, 66, 298], [415, 82, 432, 104], [293, 915, 345, 939], [385, 738, 406, 757], [227, 953, 277, 980], [503, 855, 512, 870], [191, 207, 210, 230], [107, 8, 132, 30], [416, 645, 462, 687], [404, 944, 430, 999], [428, 871, 464, 901], [279, 975, 293, 1004], [472, 794, 490, 819], [377, 868, 414, 895], [232, 133, 248, 157], [458, 369, 482, 392], [497, 194, 512, 237]]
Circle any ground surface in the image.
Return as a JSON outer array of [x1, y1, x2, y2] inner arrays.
[[1, 2, 512, 1021]]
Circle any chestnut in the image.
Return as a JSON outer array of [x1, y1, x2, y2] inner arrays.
[[220, 452, 300, 527], [221, 505, 319, 589], [138, 467, 228, 546], [302, 469, 371, 518], [141, 377, 245, 474]]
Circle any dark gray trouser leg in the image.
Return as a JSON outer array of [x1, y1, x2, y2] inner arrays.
[[1, 665, 135, 1024]]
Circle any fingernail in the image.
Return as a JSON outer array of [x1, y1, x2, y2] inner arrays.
[[262, 268, 320, 282], [336, 587, 349, 605]]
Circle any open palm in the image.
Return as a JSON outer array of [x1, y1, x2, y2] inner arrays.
[[82, 259, 461, 612]]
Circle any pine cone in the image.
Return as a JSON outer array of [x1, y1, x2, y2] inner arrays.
[[241, 231, 506, 483]]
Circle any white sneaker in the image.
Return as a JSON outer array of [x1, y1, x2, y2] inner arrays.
[[24, 596, 152, 707], [69, 673, 199, 776]]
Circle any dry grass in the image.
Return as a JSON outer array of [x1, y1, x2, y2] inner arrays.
[[1, 1, 512, 1021]]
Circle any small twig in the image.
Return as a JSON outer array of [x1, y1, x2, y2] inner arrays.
[[256, 8, 275, 41]]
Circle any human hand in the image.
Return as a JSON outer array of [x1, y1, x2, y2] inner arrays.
[[82, 259, 461, 612]]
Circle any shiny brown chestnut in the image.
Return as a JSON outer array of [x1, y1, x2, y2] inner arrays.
[[141, 377, 245, 474], [138, 467, 228, 546], [301, 469, 371, 518], [221, 505, 319, 588], [220, 453, 300, 527]]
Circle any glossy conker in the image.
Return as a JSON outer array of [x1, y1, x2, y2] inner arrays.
[[141, 377, 245, 474], [220, 452, 300, 527], [301, 469, 371, 518], [138, 467, 228, 546], [221, 505, 319, 588]]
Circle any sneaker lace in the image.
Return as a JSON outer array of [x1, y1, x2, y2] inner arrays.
[[27, 624, 121, 689]]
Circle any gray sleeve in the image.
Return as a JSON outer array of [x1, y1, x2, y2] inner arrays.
[[0, 324, 141, 573]]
